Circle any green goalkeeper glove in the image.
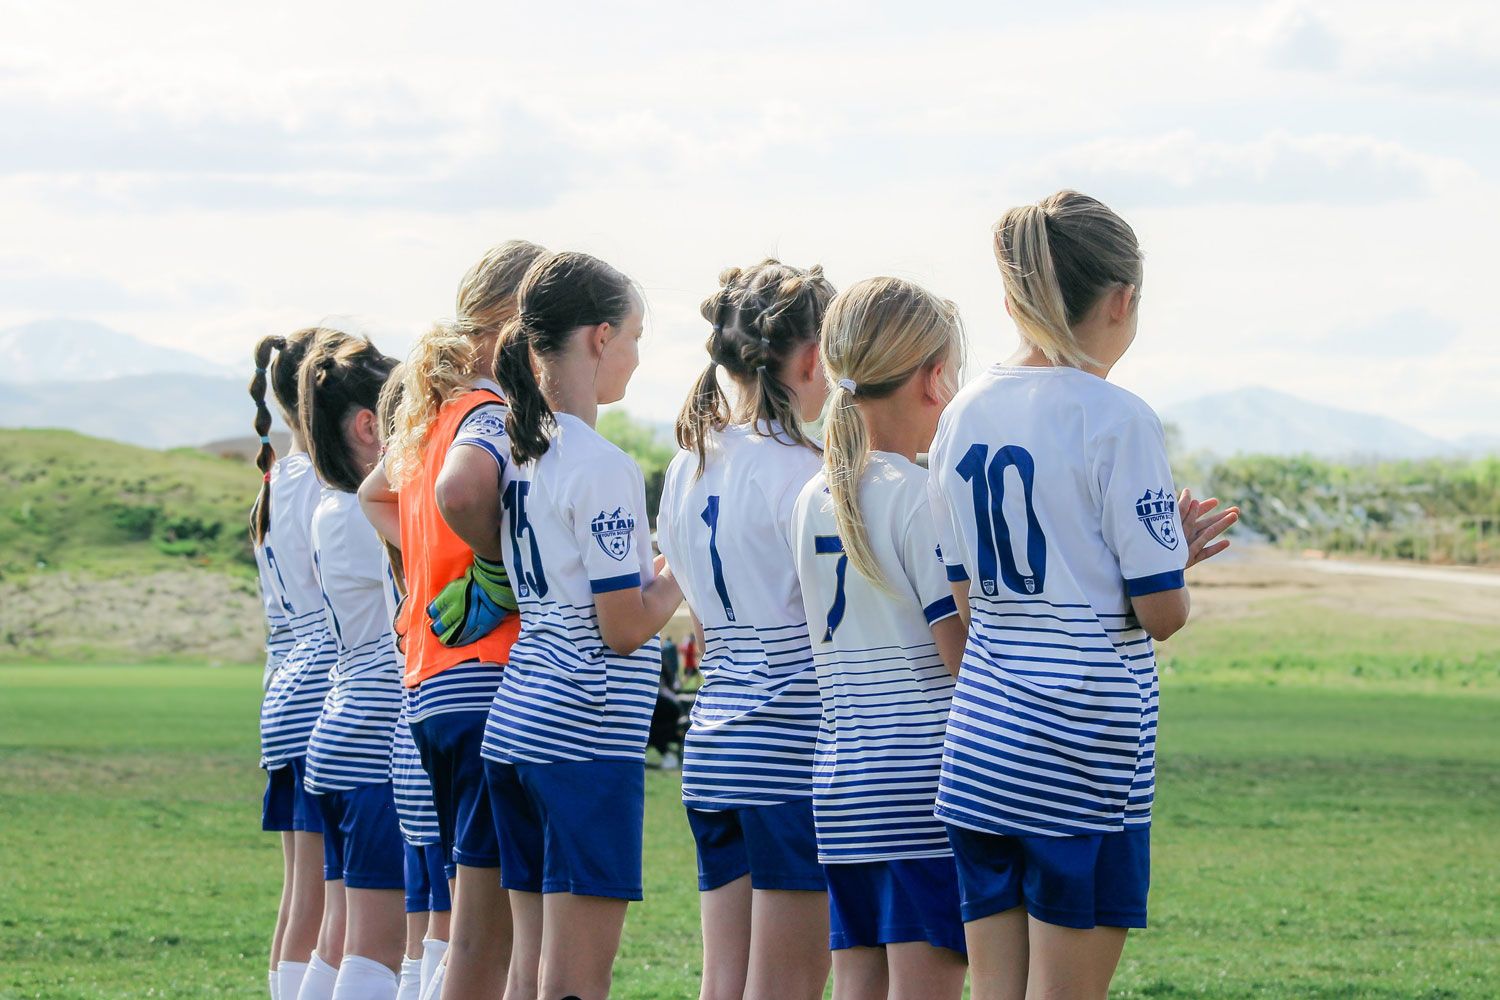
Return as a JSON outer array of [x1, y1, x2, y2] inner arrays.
[[427, 553, 519, 647]]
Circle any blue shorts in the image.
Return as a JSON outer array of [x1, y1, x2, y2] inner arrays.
[[315, 783, 406, 891], [403, 842, 453, 914], [409, 710, 498, 869], [946, 824, 1150, 930], [486, 759, 645, 900], [826, 858, 966, 955], [262, 756, 324, 834], [686, 798, 826, 893]]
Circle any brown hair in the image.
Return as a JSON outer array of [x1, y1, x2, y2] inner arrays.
[[675, 259, 835, 475], [248, 328, 319, 544], [993, 190, 1142, 368], [494, 250, 637, 464], [375, 363, 409, 595], [298, 330, 398, 493], [821, 277, 963, 589], [384, 240, 546, 488]]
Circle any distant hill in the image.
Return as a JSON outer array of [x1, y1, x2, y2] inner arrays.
[[0, 318, 233, 383], [0, 373, 286, 449], [1163, 387, 1464, 459]]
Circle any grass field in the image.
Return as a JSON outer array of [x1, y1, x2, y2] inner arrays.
[[2, 557, 1498, 999]]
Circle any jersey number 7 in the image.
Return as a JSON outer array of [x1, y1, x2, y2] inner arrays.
[[814, 535, 848, 642]]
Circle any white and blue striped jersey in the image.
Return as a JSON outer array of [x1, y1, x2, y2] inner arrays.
[[303, 489, 403, 793], [790, 455, 959, 863], [927, 365, 1187, 837], [381, 551, 441, 846], [255, 545, 295, 691], [258, 454, 337, 769], [657, 424, 824, 809], [481, 413, 659, 764]]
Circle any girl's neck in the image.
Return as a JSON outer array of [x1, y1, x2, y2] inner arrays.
[[1006, 343, 1113, 379], [860, 399, 925, 463], [288, 430, 308, 454], [540, 366, 598, 428]]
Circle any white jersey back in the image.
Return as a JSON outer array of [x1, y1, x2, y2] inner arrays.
[[927, 365, 1186, 837], [657, 424, 823, 808], [790, 454, 959, 863], [304, 489, 402, 792], [481, 413, 659, 764], [258, 453, 336, 768]]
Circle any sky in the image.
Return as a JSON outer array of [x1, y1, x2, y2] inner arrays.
[[3, 0, 1497, 439]]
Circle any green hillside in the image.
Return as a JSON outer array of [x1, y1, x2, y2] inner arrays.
[[0, 428, 261, 580]]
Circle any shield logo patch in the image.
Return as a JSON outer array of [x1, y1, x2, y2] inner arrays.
[[591, 507, 636, 561], [1135, 489, 1180, 551]]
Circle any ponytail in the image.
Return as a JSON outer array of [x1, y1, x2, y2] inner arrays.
[[820, 276, 965, 590], [384, 324, 474, 489], [248, 328, 317, 544], [375, 363, 409, 594], [675, 259, 835, 476], [993, 190, 1142, 369], [298, 329, 398, 493], [495, 250, 637, 464]]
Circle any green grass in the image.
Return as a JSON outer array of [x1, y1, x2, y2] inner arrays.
[[1, 665, 1495, 999], [0, 429, 260, 580]]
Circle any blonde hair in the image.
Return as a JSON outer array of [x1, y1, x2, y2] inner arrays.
[[993, 190, 1142, 369], [384, 239, 545, 487], [821, 276, 964, 590], [675, 259, 835, 476], [375, 363, 408, 596]]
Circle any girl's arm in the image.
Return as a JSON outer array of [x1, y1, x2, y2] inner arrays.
[[595, 555, 684, 655], [357, 462, 402, 548], [1128, 489, 1237, 641], [930, 614, 966, 678], [433, 446, 505, 562]]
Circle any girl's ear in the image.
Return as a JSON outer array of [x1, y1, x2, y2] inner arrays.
[[1108, 284, 1137, 323], [587, 321, 616, 360], [923, 360, 948, 406], [796, 339, 822, 386], [352, 407, 381, 447]]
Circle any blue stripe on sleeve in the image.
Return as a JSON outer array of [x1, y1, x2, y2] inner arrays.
[[451, 436, 508, 472], [922, 595, 960, 624], [1124, 569, 1185, 597], [945, 564, 970, 582], [590, 572, 642, 594]]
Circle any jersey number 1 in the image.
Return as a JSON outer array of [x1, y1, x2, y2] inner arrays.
[[700, 496, 735, 621], [956, 443, 1047, 596], [503, 480, 548, 599]]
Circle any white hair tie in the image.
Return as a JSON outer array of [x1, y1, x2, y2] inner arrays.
[[836, 378, 857, 393]]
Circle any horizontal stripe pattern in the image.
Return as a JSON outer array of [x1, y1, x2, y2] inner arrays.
[[811, 639, 955, 863], [682, 622, 821, 808], [406, 661, 504, 723], [390, 694, 440, 845], [304, 634, 404, 792], [934, 594, 1159, 837], [259, 610, 337, 768], [482, 601, 659, 763]]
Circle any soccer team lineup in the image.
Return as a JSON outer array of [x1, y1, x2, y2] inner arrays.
[[251, 190, 1240, 1000]]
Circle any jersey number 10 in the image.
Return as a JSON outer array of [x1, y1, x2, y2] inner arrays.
[[956, 443, 1047, 597]]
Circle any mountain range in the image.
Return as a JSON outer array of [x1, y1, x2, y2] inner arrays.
[[0, 318, 1493, 458]]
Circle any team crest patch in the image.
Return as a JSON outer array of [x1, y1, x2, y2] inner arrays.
[[1135, 489, 1179, 550], [465, 409, 505, 437], [591, 507, 635, 561]]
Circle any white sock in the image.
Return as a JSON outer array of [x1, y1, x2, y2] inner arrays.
[[418, 939, 448, 997], [330, 954, 398, 1000], [278, 961, 308, 999], [271, 968, 282, 1000], [417, 955, 446, 1000], [296, 952, 339, 1000], [397, 957, 422, 1000]]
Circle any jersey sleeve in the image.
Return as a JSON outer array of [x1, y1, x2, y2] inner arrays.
[[256, 551, 294, 689], [902, 492, 961, 625], [451, 402, 509, 473], [654, 454, 684, 570], [925, 466, 968, 584], [1094, 409, 1188, 596], [573, 450, 650, 595]]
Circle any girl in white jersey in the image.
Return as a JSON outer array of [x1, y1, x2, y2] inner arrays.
[[657, 259, 835, 1000], [251, 329, 343, 1000], [789, 277, 969, 1000], [926, 191, 1238, 999], [298, 331, 408, 1000], [483, 250, 683, 1000]]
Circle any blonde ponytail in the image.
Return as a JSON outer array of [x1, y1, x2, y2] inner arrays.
[[820, 277, 964, 590], [384, 324, 474, 488], [993, 190, 1142, 369]]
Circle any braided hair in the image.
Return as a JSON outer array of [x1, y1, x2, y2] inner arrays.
[[248, 328, 320, 544]]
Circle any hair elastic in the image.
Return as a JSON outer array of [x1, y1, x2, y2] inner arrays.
[[262, 471, 272, 483], [837, 378, 857, 393], [255, 366, 267, 375], [759, 336, 771, 352], [259, 435, 272, 445]]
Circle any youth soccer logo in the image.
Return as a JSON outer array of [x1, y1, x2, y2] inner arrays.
[[591, 507, 635, 561], [1135, 489, 1180, 550]]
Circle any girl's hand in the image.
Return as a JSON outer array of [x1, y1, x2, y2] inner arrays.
[[1180, 488, 1239, 569]]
